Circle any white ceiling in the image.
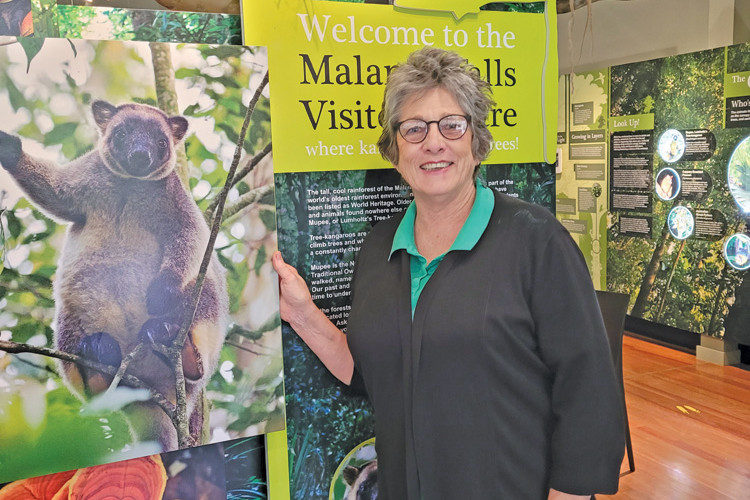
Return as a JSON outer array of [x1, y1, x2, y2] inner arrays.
[[557, 0, 748, 74]]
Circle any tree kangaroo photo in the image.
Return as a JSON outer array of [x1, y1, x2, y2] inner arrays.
[[0, 38, 283, 482]]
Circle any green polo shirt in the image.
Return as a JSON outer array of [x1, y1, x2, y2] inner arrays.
[[389, 179, 495, 317]]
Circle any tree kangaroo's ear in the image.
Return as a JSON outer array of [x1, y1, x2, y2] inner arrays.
[[342, 465, 361, 486], [168, 116, 189, 143], [92, 100, 119, 134]]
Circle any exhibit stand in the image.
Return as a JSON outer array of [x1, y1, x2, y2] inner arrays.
[[243, 2, 557, 498], [0, 1, 558, 499], [556, 41, 750, 365]]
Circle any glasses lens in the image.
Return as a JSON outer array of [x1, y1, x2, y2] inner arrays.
[[438, 115, 468, 139], [399, 120, 428, 143]]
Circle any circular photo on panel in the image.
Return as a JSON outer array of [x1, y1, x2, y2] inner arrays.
[[655, 167, 681, 201], [657, 129, 686, 163], [667, 206, 694, 240], [723, 233, 750, 271], [330, 438, 378, 500], [727, 136, 750, 213]]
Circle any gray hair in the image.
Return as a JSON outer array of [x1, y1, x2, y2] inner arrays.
[[377, 47, 495, 166]]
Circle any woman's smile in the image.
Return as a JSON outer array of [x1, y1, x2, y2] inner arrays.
[[394, 87, 477, 205], [420, 160, 452, 171]]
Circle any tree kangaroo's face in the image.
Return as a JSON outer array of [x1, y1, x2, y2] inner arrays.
[[344, 461, 378, 500], [108, 115, 173, 179], [93, 100, 188, 181]]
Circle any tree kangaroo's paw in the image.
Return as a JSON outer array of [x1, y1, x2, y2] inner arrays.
[[138, 318, 203, 381], [181, 333, 204, 382], [0, 131, 22, 171], [139, 317, 180, 346], [78, 331, 123, 394]]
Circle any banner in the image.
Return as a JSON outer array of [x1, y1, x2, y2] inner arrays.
[[244, 0, 557, 173], [242, 2, 557, 499]]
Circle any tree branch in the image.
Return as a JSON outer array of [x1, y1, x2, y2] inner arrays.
[[150, 42, 190, 187], [0, 340, 176, 418], [232, 141, 272, 189], [107, 342, 147, 396], [225, 339, 273, 357], [204, 141, 272, 218], [220, 184, 273, 222], [169, 70, 270, 448], [14, 355, 59, 377]]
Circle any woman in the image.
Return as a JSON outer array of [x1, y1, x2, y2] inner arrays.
[[273, 47, 625, 500]]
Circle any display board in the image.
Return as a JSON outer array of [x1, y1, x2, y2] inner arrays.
[[56, 0, 240, 15], [244, 1, 558, 499], [55, 6, 241, 42], [556, 70, 609, 288], [0, 37, 283, 484], [0, 435, 267, 498], [7, 0, 242, 42], [600, 44, 750, 342]]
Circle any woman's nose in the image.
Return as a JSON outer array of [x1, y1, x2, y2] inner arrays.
[[422, 123, 445, 151]]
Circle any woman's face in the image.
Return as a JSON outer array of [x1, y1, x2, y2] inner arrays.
[[394, 87, 478, 204]]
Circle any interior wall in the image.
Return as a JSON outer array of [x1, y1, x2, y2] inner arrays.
[[735, 0, 750, 43], [558, 0, 736, 75]]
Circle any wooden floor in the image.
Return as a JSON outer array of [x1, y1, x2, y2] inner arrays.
[[599, 335, 750, 499]]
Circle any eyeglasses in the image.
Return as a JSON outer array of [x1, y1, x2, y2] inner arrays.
[[396, 114, 470, 143]]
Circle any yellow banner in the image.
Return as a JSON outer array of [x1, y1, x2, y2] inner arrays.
[[243, 0, 556, 172]]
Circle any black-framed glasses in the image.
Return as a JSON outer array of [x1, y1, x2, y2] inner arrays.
[[397, 114, 470, 143]]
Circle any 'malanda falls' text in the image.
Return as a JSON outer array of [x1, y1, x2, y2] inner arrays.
[[299, 54, 519, 131], [296, 13, 520, 132]]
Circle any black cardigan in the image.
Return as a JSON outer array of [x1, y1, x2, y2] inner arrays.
[[346, 192, 625, 500]]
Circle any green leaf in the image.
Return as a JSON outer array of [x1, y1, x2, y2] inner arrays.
[[5, 77, 25, 111], [22, 227, 55, 244], [24, 272, 53, 288], [0, 387, 135, 483], [183, 103, 201, 116], [5, 210, 22, 239], [175, 67, 201, 79], [217, 251, 235, 273], [227, 314, 280, 342], [253, 244, 267, 276], [67, 38, 78, 58], [131, 96, 158, 106], [258, 209, 276, 232], [10, 320, 45, 343], [32, 263, 56, 278], [64, 71, 77, 91], [203, 45, 243, 61], [16, 37, 45, 72], [217, 76, 241, 89], [0, 211, 5, 255], [81, 387, 152, 415], [218, 122, 240, 144], [43, 122, 78, 146]]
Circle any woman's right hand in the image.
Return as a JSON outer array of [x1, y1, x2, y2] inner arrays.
[[271, 251, 316, 328], [271, 251, 354, 384]]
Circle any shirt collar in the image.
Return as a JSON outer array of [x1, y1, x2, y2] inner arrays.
[[389, 177, 495, 260]]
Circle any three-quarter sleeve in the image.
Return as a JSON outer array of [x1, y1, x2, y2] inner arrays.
[[529, 227, 626, 495]]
